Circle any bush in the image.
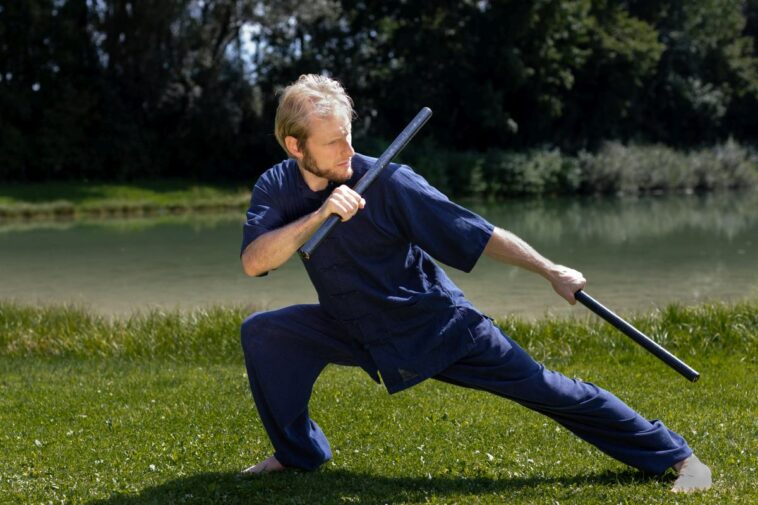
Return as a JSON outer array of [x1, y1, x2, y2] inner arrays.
[[482, 149, 582, 198], [578, 140, 758, 195], [394, 139, 758, 197], [691, 139, 758, 191], [577, 143, 693, 194]]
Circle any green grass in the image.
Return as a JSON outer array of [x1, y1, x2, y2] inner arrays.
[[0, 302, 756, 504], [0, 179, 250, 220]]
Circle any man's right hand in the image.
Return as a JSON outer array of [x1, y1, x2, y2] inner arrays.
[[320, 185, 366, 222], [242, 185, 365, 277]]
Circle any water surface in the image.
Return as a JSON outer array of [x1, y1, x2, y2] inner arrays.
[[1, 192, 756, 319]]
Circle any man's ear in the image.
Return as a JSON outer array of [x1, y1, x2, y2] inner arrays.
[[285, 136, 303, 160]]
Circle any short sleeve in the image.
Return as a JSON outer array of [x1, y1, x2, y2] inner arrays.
[[387, 166, 494, 272], [240, 181, 285, 256]]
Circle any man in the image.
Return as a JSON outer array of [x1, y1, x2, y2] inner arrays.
[[239, 74, 711, 493]]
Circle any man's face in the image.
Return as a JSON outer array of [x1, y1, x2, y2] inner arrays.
[[298, 113, 355, 184]]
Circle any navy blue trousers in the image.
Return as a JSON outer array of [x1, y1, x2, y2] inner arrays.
[[240, 305, 691, 474]]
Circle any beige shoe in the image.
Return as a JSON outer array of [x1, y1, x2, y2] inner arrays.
[[241, 455, 286, 475], [671, 454, 712, 493]]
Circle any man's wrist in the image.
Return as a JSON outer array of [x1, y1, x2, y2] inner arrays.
[[542, 263, 562, 282]]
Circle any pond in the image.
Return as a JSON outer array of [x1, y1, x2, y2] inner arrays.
[[1, 192, 756, 320]]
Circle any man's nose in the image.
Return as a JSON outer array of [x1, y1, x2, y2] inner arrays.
[[342, 139, 355, 157]]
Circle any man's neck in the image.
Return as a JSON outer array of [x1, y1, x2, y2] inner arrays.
[[297, 162, 330, 192]]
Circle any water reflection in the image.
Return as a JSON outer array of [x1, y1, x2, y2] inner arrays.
[[0, 192, 756, 318], [468, 191, 758, 244]]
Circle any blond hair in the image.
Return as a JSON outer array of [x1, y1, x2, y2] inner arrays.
[[274, 74, 354, 156]]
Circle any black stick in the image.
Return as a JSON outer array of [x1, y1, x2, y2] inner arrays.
[[575, 290, 700, 382], [299, 107, 433, 260]]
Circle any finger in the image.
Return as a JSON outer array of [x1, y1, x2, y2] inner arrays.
[[335, 200, 360, 222], [331, 200, 352, 221], [346, 191, 363, 207], [341, 193, 363, 213], [336, 185, 361, 201], [327, 189, 364, 222]]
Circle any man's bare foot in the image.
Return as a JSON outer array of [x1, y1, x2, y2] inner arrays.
[[241, 455, 286, 475], [671, 454, 712, 493]]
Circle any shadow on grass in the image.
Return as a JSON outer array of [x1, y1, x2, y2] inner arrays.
[[85, 467, 664, 505]]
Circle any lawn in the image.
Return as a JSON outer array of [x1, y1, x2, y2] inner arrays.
[[0, 302, 755, 504]]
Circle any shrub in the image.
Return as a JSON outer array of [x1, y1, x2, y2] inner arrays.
[[394, 140, 758, 197]]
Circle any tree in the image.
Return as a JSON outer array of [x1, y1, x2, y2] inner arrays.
[[629, 0, 758, 144], [0, 0, 101, 180]]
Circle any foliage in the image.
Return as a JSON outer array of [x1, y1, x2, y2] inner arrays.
[[1, 1, 757, 182], [400, 139, 758, 198], [0, 140, 755, 222], [577, 139, 758, 194], [0, 1, 339, 182], [631, 0, 758, 144], [0, 141, 755, 221]]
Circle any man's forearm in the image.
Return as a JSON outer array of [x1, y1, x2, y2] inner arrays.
[[483, 227, 559, 279], [483, 226, 586, 304], [242, 183, 367, 277], [241, 210, 326, 276]]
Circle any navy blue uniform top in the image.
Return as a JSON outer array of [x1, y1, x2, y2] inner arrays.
[[241, 153, 495, 393]]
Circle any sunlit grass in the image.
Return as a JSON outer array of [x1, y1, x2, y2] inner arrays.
[[0, 302, 755, 504], [1, 301, 754, 362]]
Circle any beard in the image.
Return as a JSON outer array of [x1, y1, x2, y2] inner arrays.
[[301, 147, 352, 184]]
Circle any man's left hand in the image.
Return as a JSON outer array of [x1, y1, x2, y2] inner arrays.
[[548, 265, 586, 305]]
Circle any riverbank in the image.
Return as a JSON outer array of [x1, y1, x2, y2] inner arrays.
[[1, 301, 755, 504], [0, 179, 250, 220], [2, 141, 756, 221], [399, 139, 758, 199]]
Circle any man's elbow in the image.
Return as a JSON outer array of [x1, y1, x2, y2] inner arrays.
[[241, 263, 256, 277], [241, 255, 265, 277]]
